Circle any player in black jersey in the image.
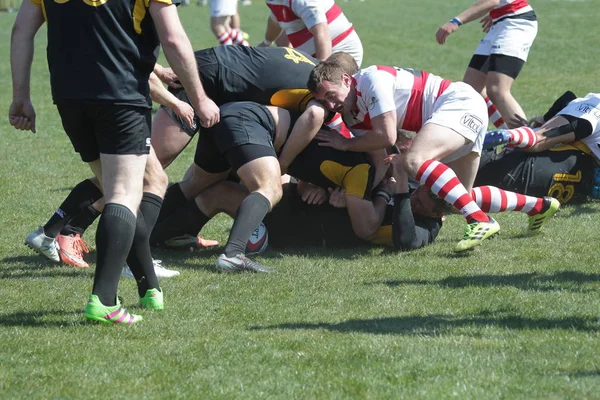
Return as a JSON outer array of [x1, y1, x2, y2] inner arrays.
[[150, 45, 328, 171], [9, 0, 217, 324], [481, 91, 598, 204], [152, 101, 388, 271]]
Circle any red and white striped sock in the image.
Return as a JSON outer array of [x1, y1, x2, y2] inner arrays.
[[416, 160, 489, 223], [471, 186, 544, 216], [326, 113, 352, 138], [485, 97, 507, 129], [230, 28, 250, 46], [507, 126, 538, 149], [217, 31, 232, 46]]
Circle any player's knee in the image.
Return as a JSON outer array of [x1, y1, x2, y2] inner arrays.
[[485, 82, 506, 103], [353, 223, 378, 241], [402, 152, 423, 179], [258, 184, 283, 209]]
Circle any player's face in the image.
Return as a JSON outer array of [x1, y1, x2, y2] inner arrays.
[[314, 74, 353, 113], [410, 186, 444, 218]]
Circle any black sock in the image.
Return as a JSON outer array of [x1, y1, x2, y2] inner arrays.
[[224, 192, 271, 257], [150, 199, 211, 245], [125, 210, 160, 298], [156, 183, 187, 224], [60, 205, 101, 236], [43, 179, 103, 238], [93, 204, 136, 307], [140, 192, 163, 234]]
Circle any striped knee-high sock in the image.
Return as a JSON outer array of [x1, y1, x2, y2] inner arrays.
[[217, 31, 232, 46], [230, 28, 250, 46], [416, 160, 489, 223], [506, 126, 538, 149], [472, 186, 544, 216], [485, 97, 507, 129]]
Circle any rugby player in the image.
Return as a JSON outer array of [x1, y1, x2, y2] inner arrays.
[[308, 58, 499, 252], [436, 0, 538, 129], [10, 0, 217, 324], [262, 0, 363, 66]]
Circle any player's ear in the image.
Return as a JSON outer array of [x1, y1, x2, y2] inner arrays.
[[342, 73, 351, 87]]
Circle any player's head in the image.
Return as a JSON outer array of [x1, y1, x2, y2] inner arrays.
[[410, 185, 453, 218], [325, 52, 359, 76], [308, 61, 355, 113]]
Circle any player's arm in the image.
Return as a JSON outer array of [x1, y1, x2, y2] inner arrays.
[[149, 1, 220, 128], [345, 192, 389, 240], [153, 63, 181, 88], [9, 0, 45, 133], [309, 22, 332, 61], [149, 72, 195, 128], [436, 0, 499, 44], [259, 13, 284, 47], [278, 99, 327, 174], [317, 111, 397, 152], [295, 0, 331, 60], [390, 162, 440, 250]]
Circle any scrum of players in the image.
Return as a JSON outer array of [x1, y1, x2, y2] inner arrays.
[[10, 0, 600, 323]]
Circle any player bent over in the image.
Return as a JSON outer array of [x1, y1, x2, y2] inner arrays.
[[309, 58, 499, 252]]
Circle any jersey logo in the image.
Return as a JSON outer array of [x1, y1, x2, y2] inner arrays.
[[283, 48, 316, 66]]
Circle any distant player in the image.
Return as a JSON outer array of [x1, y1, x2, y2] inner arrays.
[[209, 0, 249, 46], [436, 0, 538, 129], [261, 0, 363, 66]]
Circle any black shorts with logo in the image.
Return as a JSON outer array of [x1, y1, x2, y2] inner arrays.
[[57, 104, 151, 162], [194, 102, 277, 173]]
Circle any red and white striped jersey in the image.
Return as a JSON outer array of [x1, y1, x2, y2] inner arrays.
[[489, 0, 533, 22], [266, 0, 355, 58], [343, 66, 451, 135]]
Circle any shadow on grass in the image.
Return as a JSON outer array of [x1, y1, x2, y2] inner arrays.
[[371, 270, 600, 293], [252, 312, 599, 336], [0, 310, 86, 327], [0, 255, 92, 279]]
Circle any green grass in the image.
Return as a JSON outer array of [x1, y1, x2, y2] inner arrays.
[[1, 1, 600, 398]]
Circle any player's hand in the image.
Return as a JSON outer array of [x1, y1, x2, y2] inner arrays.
[[435, 22, 459, 45], [299, 181, 328, 205], [328, 187, 347, 208], [9, 100, 37, 133], [480, 15, 493, 33], [316, 129, 348, 151], [195, 98, 220, 128], [528, 116, 545, 128], [172, 100, 197, 130], [155, 66, 181, 89]]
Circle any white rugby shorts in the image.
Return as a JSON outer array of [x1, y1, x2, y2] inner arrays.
[[424, 82, 488, 162], [474, 17, 538, 61], [210, 0, 238, 17]]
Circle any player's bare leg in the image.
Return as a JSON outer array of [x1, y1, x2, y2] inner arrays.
[[486, 71, 526, 129]]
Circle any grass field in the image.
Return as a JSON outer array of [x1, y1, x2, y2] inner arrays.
[[1, 0, 600, 398]]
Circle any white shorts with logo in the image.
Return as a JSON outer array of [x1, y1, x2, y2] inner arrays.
[[210, 0, 238, 17], [474, 17, 538, 61], [424, 82, 488, 162]]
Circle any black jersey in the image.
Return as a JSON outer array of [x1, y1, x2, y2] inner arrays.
[[198, 46, 318, 112], [476, 145, 594, 204], [34, 0, 170, 106]]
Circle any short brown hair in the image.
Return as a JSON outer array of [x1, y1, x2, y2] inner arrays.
[[326, 52, 359, 75], [307, 61, 347, 93]]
